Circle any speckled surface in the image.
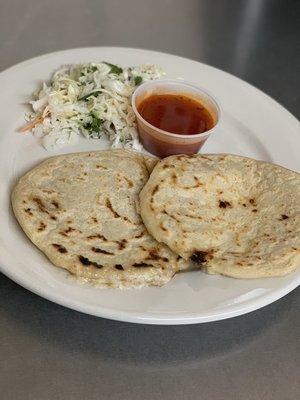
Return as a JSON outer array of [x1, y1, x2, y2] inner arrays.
[[0, 0, 299, 399]]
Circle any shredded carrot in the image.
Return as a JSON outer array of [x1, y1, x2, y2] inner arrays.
[[20, 115, 44, 133], [20, 111, 50, 133]]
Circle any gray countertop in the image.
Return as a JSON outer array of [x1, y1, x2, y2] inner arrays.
[[0, 1, 299, 399]]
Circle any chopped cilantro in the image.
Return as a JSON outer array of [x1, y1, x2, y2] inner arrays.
[[83, 116, 104, 134], [134, 76, 143, 85], [79, 91, 102, 101], [103, 62, 123, 75]]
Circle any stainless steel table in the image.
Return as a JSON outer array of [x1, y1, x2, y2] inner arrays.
[[0, 1, 299, 399]]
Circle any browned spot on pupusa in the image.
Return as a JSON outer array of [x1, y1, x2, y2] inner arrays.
[[163, 163, 175, 170], [92, 217, 98, 223], [249, 198, 258, 209], [117, 239, 127, 250], [87, 234, 108, 241], [134, 231, 145, 239], [219, 200, 232, 209], [78, 255, 103, 268], [190, 250, 213, 265], [151, 185, 159, 197], [106, 198, 121, 219], [171, 173, 178, 184], [91, 247, 114, 255], [183, 176, 203, 189], [105, 200, 133, 224], [160, 223, 167, 232], [123, 175, 134, 188], [133, 262, 152, 268], [114, 264, 124, 270], [65, 227, 76, 234], [59, 231, 68, 237], [52, 200, 60, 209], [193, 176, 203, 187], [181, 211, 202, 220], [139, 246, 148, 252], [24, 207, 33, 216], [33, 197, 49, 214], [59, 226, 77, 236], [180, 164, 189, 172], [52, 243, 68, 253], [280, 214, 289, 220], [162, 209, 181, 223], [38, 221, 46, 231], [146, 249, 169, 262], [150, 185, 160, 210], [96, 164, 108, 170]]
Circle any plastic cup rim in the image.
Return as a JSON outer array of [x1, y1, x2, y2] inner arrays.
[[131, 78, 222, 139]]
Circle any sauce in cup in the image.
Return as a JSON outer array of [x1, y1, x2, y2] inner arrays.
[[132, 80, 221, 158], [138, 94, 214, 135]]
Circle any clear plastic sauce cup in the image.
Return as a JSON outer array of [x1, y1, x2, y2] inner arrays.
[[132, 79, 221, 158]]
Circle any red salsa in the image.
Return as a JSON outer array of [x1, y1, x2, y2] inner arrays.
[[138, 94, 214, 135]]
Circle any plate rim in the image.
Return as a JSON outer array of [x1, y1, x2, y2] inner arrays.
[[1, 45, 299, 129], [0, 259, 299, 324], [0, 46, 299, 325]]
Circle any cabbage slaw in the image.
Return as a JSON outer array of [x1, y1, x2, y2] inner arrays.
[[23, 62, 165, 151]]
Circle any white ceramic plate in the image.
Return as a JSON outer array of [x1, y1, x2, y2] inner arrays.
[[0, 47, 299, 324]]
